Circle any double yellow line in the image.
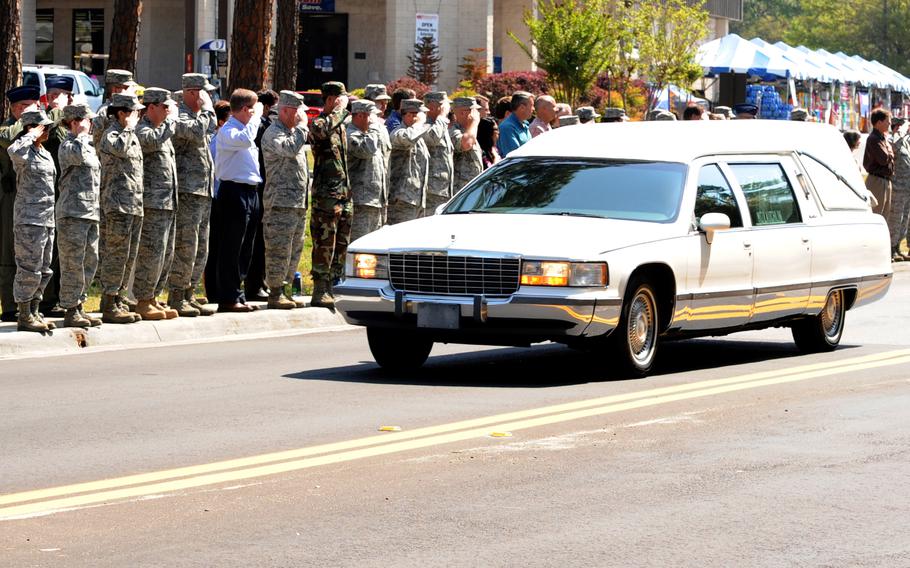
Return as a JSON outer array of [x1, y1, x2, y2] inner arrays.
[[3, 348, 909, 521]]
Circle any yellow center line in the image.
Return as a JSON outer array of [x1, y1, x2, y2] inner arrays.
[[1, 348, 909, 520]]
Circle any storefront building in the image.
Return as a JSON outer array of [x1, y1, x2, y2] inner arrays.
[[22, 0, 742, 93]]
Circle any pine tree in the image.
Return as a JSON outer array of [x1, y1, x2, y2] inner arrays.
[[458, 47, 488, 88], [407, 36, 442, 86], [0, 0, 22, 119], [108, 0, 143, 74]]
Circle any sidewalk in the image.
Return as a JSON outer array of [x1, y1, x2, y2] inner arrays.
[[0, 299, 349, 359]]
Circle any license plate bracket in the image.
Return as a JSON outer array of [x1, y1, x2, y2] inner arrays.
[[417, 303, 460, 329]]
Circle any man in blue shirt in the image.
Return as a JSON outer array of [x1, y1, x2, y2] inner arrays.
[[385, 87, 415, 134], [212, 88, 263, 312], [497, 91, 535, 157]]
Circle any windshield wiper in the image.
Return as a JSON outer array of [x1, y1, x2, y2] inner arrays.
[[446, 209, 494, 214], [543, 211, 607, 219]]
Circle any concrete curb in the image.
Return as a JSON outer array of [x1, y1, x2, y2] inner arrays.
[[0, 302, 349, 359]]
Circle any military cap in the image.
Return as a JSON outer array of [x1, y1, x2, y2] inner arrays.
[[558, 115, 579, 126], [142, 87, 176, 106], [648, 109, 677, 121], [5, 85, 40, 103], [105, 69, 136, 86], [790, 108, 810, 121], [20, 109, 54, 127], [351, 100, 380, 114], [45, 75, 74, 92], [321, 81, 348, 97], [452, 96, 480, 110], [399, 98, 428, 113], [364, 84, 391, 101], [63, 103, 96, 121], [713, 105, 733, 119], [110, 93, 145, 110], [173, 90, 184, 104], [182, 73, 216, 91], [733, 103, 759, 116], [423, 91, 451, 104], [602, 107, 626, 119], [575, 106, 600, 122], [278, 90, 308, 109]]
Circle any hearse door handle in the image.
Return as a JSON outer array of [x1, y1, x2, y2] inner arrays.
[[742, 241, 752, 249]]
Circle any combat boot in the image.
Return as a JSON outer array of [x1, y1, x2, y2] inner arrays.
[[268, 291, 295, 310], [310, 280, 335, 309], [187, 288, 215, 316], [153, 298, 178, 319], [115, 295, 141, 322], [31, 299, 55, 330], [17, 301, 48, 332], [78, 304, 102, 327], [136, 299, 166, 321], [63, 307, 91, 328], [102, 294, 135, 324], [169, 288, 199, 317]]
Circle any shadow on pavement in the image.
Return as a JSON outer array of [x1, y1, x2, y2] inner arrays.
[[285, 337, 860, 388]]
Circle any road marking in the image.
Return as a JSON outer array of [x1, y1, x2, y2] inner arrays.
[[2, 348, 909, 520]]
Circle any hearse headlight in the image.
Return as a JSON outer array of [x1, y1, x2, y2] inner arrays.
[[521, 261, 607, 287], [349, 253, 388, 279]]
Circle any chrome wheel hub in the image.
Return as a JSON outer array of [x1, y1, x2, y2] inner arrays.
[[628, 293, 655, 361], [821, 291, 843, 337]]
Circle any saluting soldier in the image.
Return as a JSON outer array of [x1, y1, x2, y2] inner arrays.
[[97, 93, 145, 324], [133, 88, 180, 321], [260, 90, 310, 310], [346, 99, 389, 241], [388, 98, 431, 224], [423, 91, 454, 213], [308, 81, 351, 309], [0, 85, 40, 323], [169, 73, 217, 317], [56, 103, 102, 328], [92, 69, 138, 149], [449, 97, 483, 194], [364, 84, 392, 116], [6, 110, 57, 332]]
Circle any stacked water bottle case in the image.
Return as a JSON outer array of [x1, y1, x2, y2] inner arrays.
[[745, 84, 793, 120]]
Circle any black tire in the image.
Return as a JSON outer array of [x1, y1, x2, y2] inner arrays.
[[609, 281, 660, 377], [792, 289, 846, 353], [366, 327, 433, 372]]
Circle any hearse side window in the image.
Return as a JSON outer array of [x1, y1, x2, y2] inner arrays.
[[799, 154, 869, 211], [729, 163, 802, 226], [695, 164, 743, 227]]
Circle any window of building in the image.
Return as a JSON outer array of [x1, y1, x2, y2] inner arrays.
[[695, 164, 743, 227], [73, 9, 105, 77], [729, 163, 802, 226], [36, 9, 54, 64]]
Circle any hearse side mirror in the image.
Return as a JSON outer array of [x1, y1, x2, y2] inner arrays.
[[698, 212, 731, 245]]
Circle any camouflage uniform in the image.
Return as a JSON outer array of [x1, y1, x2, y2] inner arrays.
[[98, 118, 144, 296], [0, 117, 23, 315], [56, 130, 101, 309], [388, 117, 430, 224], [261, 115, 309, 292], [35, 106, 68, 312], [133, 110, 178, 301], [889, 133, 910, 252], [170, 100, 216, 292], [7, 127, 57, 303], [423, 115, 454, 213], [450, 121, 484, 192], [346, 119, 389, 241], [309, 96, 351, 285]]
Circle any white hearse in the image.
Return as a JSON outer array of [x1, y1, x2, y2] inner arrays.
[[335, 121, 892, 375]]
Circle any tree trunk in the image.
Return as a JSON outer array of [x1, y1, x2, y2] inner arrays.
[[228, 0, 275, 93], [273, 0, 299, 92], [108, 0, 143, 74], [0, 0, 22, 119]]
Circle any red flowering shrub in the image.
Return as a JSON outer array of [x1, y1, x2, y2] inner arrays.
[[385, 77, 431, 99], [474, 71, 550, 102]]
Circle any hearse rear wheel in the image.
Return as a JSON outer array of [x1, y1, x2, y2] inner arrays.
[[792, 289, 845, 353]]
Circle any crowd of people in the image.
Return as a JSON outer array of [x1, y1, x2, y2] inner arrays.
[[2, 71, 903, 334]]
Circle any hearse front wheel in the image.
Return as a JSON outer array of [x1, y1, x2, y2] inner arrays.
[[366, 327, 433, 372]]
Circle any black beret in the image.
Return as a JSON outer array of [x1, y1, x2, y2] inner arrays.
[[6, 85, 40, 103], [45, 75, 75, 92]]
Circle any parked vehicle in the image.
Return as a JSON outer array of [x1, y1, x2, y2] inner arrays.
[[335, 121, 892, 376], [23, 65, 104, 112], [296, 91, 324, 122]]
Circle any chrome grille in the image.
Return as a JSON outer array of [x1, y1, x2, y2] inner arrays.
[[388, 253, 520, 296]]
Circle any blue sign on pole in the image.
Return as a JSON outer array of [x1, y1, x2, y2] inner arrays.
[[300, 0, 335, 12]]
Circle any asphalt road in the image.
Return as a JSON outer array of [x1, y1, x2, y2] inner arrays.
[[1, 266, 909, 567]]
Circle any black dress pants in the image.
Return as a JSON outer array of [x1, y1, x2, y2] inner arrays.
[[212, 180, 260, 305]]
